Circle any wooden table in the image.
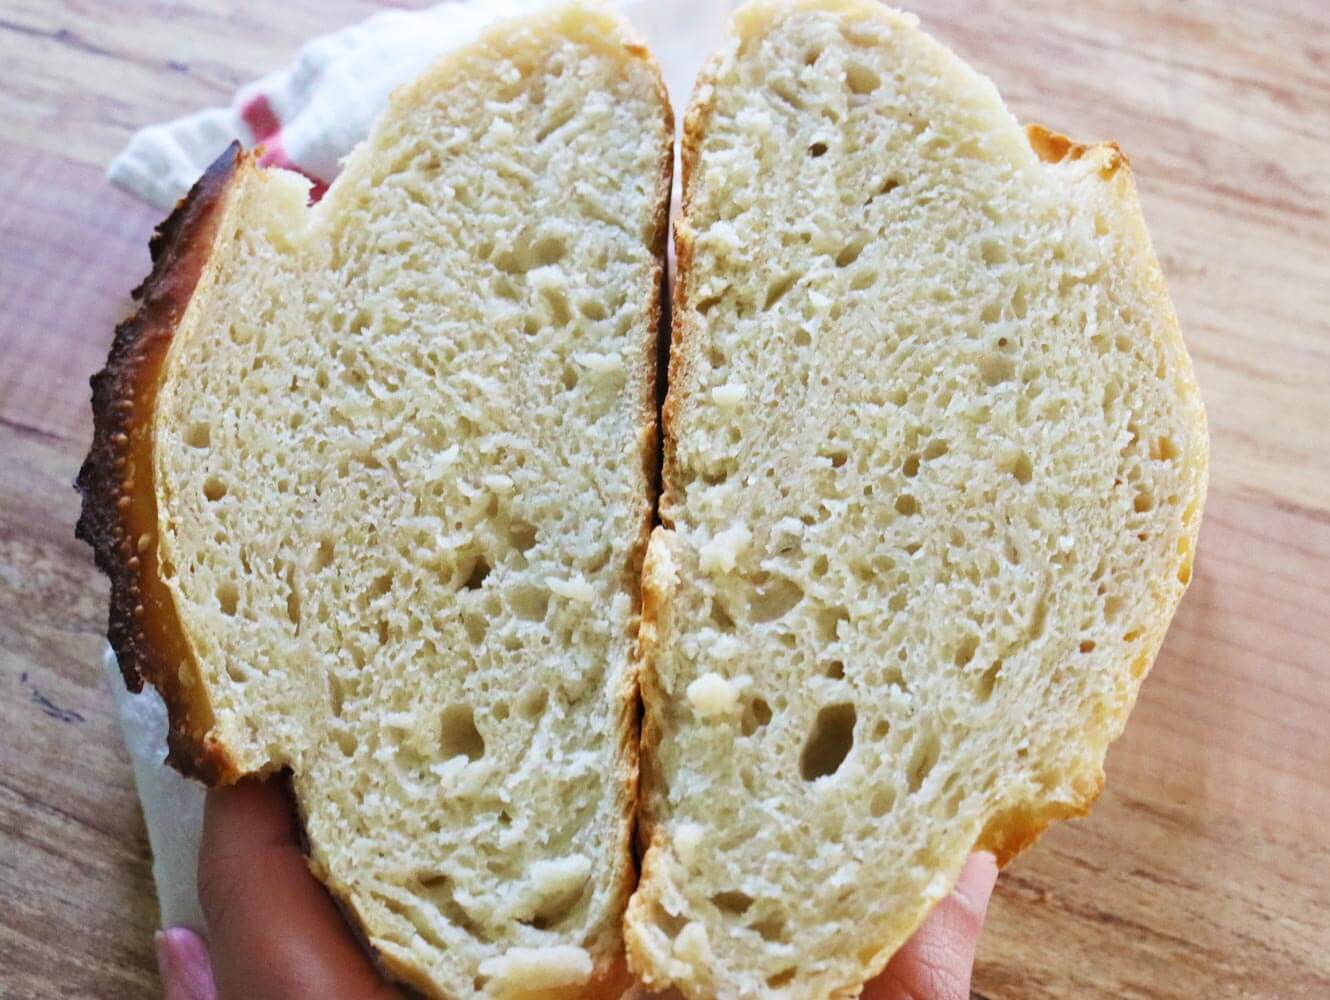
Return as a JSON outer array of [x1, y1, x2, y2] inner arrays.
[[2, 1, 1327, 996]]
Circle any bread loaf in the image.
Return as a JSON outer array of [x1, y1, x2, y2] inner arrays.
[[624, 2, 1207, 997], [76, 5, 672, 997]]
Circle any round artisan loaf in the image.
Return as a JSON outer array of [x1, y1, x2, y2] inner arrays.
[[624, 2, 1207, 997], [77, 4, 672, 997]]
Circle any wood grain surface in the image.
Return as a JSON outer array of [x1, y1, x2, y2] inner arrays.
[[1, 1, 1327, 997]]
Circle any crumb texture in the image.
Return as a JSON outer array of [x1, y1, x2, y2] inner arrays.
[[626, 2, 1206, 998], [144, 6, 669, 997]]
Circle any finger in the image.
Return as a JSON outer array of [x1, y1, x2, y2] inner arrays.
[[198, 775, 399, 1000], [863, 851, 999, 1000], [156, 927, 217, 1000]]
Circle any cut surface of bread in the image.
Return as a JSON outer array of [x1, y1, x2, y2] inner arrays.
[[624, 1, 1207, 997], [76, 5, 671, 997]]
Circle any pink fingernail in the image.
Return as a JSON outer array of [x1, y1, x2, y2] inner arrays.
[[155, 927, 217, 1000]]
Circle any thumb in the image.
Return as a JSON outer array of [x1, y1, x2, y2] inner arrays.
[[864, 852, 999, 1000], [156, 927, 217, 1000]]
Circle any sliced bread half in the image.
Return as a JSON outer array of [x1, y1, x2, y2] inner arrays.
[[625, 1, 1206, 996], [76, 5, 671, 997]]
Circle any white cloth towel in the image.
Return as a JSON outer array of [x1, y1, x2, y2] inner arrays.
[[104, 0, 737, 933]]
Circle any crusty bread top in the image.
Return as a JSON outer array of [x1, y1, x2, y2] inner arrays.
[[626, 2, 1206, 998], [76, 143, 246, 782]]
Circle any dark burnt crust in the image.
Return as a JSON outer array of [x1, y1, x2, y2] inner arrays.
[[75, 142, 246, 784]]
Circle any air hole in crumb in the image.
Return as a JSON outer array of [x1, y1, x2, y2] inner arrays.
[[542, 288, 571, 326], [531, 235, 566, 267], [764, 273, 798, 310], [285, 565, 301, 630], [1178, 561, 1193, 584], [767, 968, 797, 988], [511, 585, 549, 622], [870, 785, 896, 817], [902, 453, 920, 477], [753, 914, 785, 941], [750, 577, 804, 623], [846, 62, 881, 94], [1124, 629, 1142, 643], [203, 476, 227, 502], [562, 366, 579, 391], [1080, 640, 1097, 653], [1134, 491, 1155, 513], [465, 556, 491, 590], [906, 732, 941, 793], [508, 519, 538, 553], [793, 327, 812, 348], [440, 705, 485, 761], [1011, 285, 1028, 319], [328, 673, 345, 717], [953, 635, 979, 667], [712, 891, 754, 915], [836, 237, 868, 268], [492, 701, 510, 722], [184, 423, 211, 449], [895, 494, 920, 516], [979, 353, 1016, 385], [710, 598, 736, 632], [217, 582, 238, 616], [850, 269, 874, 291], [976, 660, 1002, 702], [981, 239, 1009, 266], [815, 606, 849, 643], [464, 613, 487, 644], [801, 703, 856, 780], [517, 684, 548, 719], [1010, 452, 1033, 485], [741, 696, 772, 737], [824, 660, 845, 679], [809, 141, 828, 158]]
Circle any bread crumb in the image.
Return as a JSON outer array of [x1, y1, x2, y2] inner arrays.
[[706, 220, 743, 251], [687, 672, 742, 718], [477, 945, 593, 994], [711, 381, 748, 408], [698, 524, 751, 574], [484, 117, 515, 144], [548, 576, 595, 602], [673, 921, 713, 967], [711, 635, 742, 661], [674, 822, 704, 864], [574, 351, 624, 377]]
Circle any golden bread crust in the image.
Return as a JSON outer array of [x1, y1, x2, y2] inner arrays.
[[75, 142, 249, 784]]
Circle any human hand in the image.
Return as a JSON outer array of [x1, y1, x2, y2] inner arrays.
[[159, 775, 399, 1000], [862, 851, 998, 1000], [158, 778, 997, 1000]]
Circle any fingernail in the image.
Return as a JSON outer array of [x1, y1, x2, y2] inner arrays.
[[155, 927, 217, 1000]]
